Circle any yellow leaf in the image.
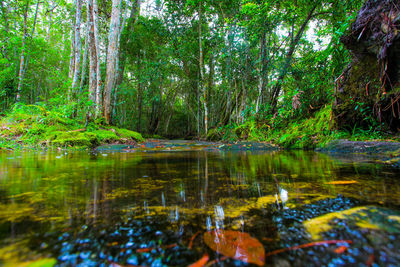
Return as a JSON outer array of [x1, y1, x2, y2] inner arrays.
[[324, 180, 358, 185]]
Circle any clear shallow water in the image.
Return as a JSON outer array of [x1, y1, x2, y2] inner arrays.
[[0, 149, 400, 266]]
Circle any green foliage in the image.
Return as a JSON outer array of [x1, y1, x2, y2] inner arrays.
[[234, 120, 269, 141], [269, 105, 334, 148], [208, 105, 351, 149], [0, 0, 388, 143], [206, 128, 222, 141]]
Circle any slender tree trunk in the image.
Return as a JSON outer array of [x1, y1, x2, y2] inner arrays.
[[256, 32, 266, 113], [116, 0, 140, 88], [23, 0, 40, 103], [164, 89, 178, 135], [87, 0, 97, 109], [110, 0, 129, 124], [93, 0, 102, 117], [137, 82, 143, 132], [79, 17, 89, 92], [30, 0, 39, 37], [208, 54, 214, 127], [71, 0, 82, 95], [67, 1, 77, 81], [37, 2, 53, 101], [16, 1, 29, 102], [270, 4, 318, 112], [104, 0, 122, 124], [199, 1, 208, 136], [68, 25, 75, 80], [0, 1, 10, 34], [136, 53, 143, 132]]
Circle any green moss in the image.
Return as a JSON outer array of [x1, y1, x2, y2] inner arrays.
[[268, 105, 334, 149], [91, 129, 120, 143], [26, 258, 57, 267], [114, 128, 144, 142], [304, 206, 400, 240], [47, 131, 99, 148], [0, 103, 146, 149]]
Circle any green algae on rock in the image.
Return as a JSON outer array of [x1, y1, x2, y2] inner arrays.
[[303, 206, 400, 240]]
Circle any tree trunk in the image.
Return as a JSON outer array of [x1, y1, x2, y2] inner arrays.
[[87, 0, 97, 110], [16, 1, 29, 102], [116, 0, 140, 87], [79, 16, 89, 92], [68, 0, 76, 81], [137, 82, 143, 132], [110, 0, 129, 124], [104, 0, 122, 124], [71, 0, 82, 95], [208, 53, 214, 127], [256, 32, 266, 113], [93, 0, 102, 117], [68, 8, 75, 81], [37, 1, 53, 101], [0, 1, 10, 34], [23, 0, 40, 104], [269, 4, 318, 112], [199, 1, 208, 136]]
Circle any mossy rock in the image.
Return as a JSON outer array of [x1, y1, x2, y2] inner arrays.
[[114, 128, 144, 142], [303, 206, 400, 240], [47, 131, 99, 148], [91, 129, 120, 143]]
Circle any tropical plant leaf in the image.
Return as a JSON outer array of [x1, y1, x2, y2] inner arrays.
[[203, 230, 265, 266]]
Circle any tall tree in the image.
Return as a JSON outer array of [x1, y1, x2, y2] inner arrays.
[[269, 3, 319, 112], [71, 0, 82, 94], [104, 0, 123, 124], [198, 0, 208, 136], [87, 0, 97, 110], [15, 1, 30, 102], [93, 0, 102, 116]]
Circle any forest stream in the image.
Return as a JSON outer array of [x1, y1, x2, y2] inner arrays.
[[1, 142, 400, 266]]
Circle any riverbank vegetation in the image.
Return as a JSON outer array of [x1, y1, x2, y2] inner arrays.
[[1, 0, 399, 150]]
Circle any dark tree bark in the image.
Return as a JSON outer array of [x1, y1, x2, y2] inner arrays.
[[104, 0, 122, 124], [335, 0, 400, 130]]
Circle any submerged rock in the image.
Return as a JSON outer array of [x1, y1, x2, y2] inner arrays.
[[317, 140, 400, 167], [317, 139, 400, 154], [303, 206, 400, 240]]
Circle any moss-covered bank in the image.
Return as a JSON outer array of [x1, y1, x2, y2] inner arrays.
[[0, 104, 144, 150], [206, 105, 399, 149]]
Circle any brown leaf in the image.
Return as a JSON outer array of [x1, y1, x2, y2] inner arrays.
[[203, 230, 265, 266], [188, 254, 209, 267], [334, 246, 348, 254]]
